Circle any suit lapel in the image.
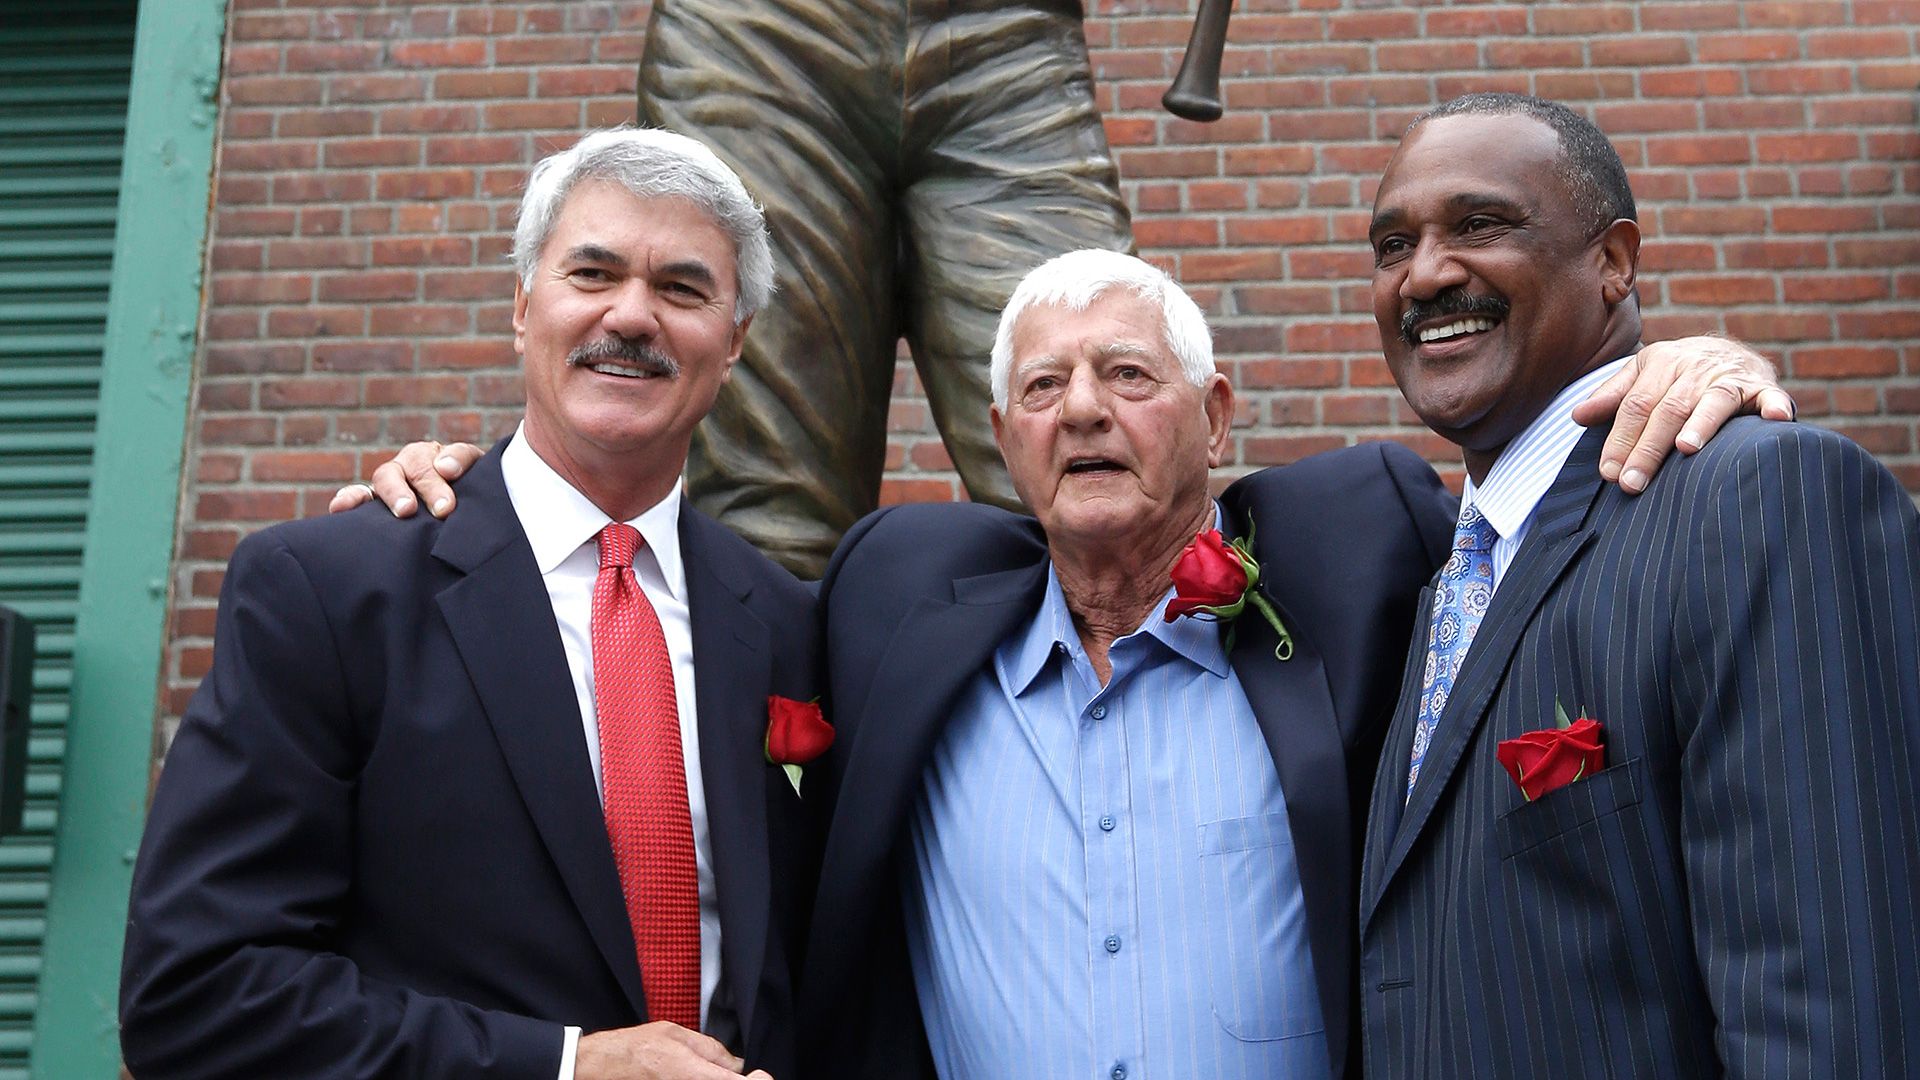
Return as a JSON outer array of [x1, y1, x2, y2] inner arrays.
[[1359, 583, 1436, 927], [432, 443, 648, 1017], [809, 559, 1049, 986], [678, 509, 774, 1043], [1361, 429, 1609, 928]]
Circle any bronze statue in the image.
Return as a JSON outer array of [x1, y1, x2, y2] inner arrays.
[[640, 0, 1137, 574]]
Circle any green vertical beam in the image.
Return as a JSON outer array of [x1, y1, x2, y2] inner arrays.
[[27, 0, 225, 1073]]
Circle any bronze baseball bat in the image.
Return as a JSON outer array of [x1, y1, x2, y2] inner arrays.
[[1162, 0, 1233, 122]]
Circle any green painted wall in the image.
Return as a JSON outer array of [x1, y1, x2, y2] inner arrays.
[[27, 0, 224, 1073]]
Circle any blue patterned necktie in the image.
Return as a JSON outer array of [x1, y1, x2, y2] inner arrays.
[[1406, 506, 1498, 801]]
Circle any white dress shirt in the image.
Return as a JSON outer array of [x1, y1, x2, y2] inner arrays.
[[1461, 355, 1633, 592], [500, 428, 720, 1078]]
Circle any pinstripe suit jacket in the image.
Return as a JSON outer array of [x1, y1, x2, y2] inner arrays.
[[1358, 418, 1920, 1080]]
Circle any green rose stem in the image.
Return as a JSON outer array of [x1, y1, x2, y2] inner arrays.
[[1244, 589, 1295, 662], [1229, 530, 1294, 662]]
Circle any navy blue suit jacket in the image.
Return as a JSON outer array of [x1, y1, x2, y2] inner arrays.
[[799, 443, 1454, 1080], [121, 439, 820, 1078], [1359, 420, 1920, 1079]]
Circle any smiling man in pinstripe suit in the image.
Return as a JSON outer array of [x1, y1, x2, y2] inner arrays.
[[1359, 92, 1920, 1080]]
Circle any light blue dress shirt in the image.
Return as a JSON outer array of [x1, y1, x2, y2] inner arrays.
[[1462, 355, 1631, 589], [901, 516, 1330, 1080]]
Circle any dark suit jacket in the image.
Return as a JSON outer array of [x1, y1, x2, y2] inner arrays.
[[1359, 419, 1920, 1079], [120, 439, 820, 1079], [799, 442, 1454, 1080]]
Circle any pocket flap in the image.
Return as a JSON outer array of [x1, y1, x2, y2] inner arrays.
[[1496, 756, 1645, 859]]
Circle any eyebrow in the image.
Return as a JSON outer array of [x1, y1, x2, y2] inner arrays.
[[1012, 340, 1153, 377], [655, 259, 718, 291], [562, 243, 626, 268], [1369, 192, 1525, 239]]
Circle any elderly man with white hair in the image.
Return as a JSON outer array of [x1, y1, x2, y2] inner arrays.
[[793, 248, 1456, 1080], [121, 129, 818, 1080]]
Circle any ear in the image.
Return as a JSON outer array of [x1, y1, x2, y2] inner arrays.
[[723, 312, 754, 384], [989, 403, 1006, 458], [1596, 218, 1641, 307], [1203, 373, 1234, 469], [512, 278, 530, 357]]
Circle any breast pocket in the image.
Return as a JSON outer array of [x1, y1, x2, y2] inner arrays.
[[1496, 756, 1645, 859], [1197, 813, 1325, 1043]]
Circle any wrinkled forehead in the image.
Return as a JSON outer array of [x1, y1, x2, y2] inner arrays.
[[1011, 291, 1170, 359]]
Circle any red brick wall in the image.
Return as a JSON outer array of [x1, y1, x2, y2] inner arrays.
[[162, 0, 1920, 734]]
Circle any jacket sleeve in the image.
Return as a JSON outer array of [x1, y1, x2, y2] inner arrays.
[[1672, 425, 1920, 1078], [119, 530, 562, 1080]]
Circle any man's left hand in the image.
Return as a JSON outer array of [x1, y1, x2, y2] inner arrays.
[[1571, 334, 1796, 494]]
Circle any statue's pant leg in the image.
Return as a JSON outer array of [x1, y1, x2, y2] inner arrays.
[[642, 0, 905, 576], [900, 0, 1135, 512]]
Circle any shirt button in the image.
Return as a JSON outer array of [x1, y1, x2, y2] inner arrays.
[[1099, 815, 1115, 832], [1090, 705, 1107, 720], [1104, 934, 1121, 954], [1111, 1066, 1127, 1080]]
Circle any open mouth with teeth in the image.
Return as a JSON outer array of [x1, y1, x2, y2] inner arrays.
[[1418, 316, 1498, 344], [586, 362, 665, 379]]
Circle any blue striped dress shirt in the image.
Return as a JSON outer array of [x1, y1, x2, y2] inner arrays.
[[901, 511, 1329, 1080], [1462, 355, 1630, 588]]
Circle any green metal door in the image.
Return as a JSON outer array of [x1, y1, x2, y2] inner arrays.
[[0, 4, 138, 1074]]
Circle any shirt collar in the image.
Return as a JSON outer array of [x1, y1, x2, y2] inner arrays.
[[1461, 355, 1632, 540], [500, 423, 688, 601], [1001, 503, 1233, 695]]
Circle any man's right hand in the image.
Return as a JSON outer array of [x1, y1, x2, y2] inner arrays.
[[328, 440, 485, 518], [575, 1022, 771, 1080]]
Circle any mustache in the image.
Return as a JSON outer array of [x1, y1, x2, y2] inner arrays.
[[567, 336, 681, 377], [1400, 289, 1510, 347]]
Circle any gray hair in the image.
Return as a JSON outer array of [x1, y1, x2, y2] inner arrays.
[[511, 127, 775, 324], [989, 249, 1215, 411]]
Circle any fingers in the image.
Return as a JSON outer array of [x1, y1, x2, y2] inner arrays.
[[656, 1023, 745, 1071], [385, 441, 452, 517], [1758, 386, 1797, 422], [1592, 353, 1681, 488], [328, 482, 375, 515], [574, 1023, 750, 1080], [1615, 376, 1707, 493], [436, 441, 484, 480], [368, 460, 421, 518]]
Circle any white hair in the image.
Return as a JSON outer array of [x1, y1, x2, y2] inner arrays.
[[989, 249, 1215, 411], [511, 127, 775, 324]]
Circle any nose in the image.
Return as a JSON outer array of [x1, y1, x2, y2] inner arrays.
[[1399, 233, 1468, 302], [601, 281, 662, 339], [1058, 367, 1110, 430]]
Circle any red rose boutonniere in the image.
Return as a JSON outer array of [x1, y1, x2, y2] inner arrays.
[[765, 695, 833, 797], [1163, 524, 1294, 660], [1496, 702, 1605, 801]]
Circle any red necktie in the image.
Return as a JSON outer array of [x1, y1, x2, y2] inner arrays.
[[591, 523, 700, 1028]]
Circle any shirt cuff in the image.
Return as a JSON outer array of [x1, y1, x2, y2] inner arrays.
[[558, 1025, 580, 1080]]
